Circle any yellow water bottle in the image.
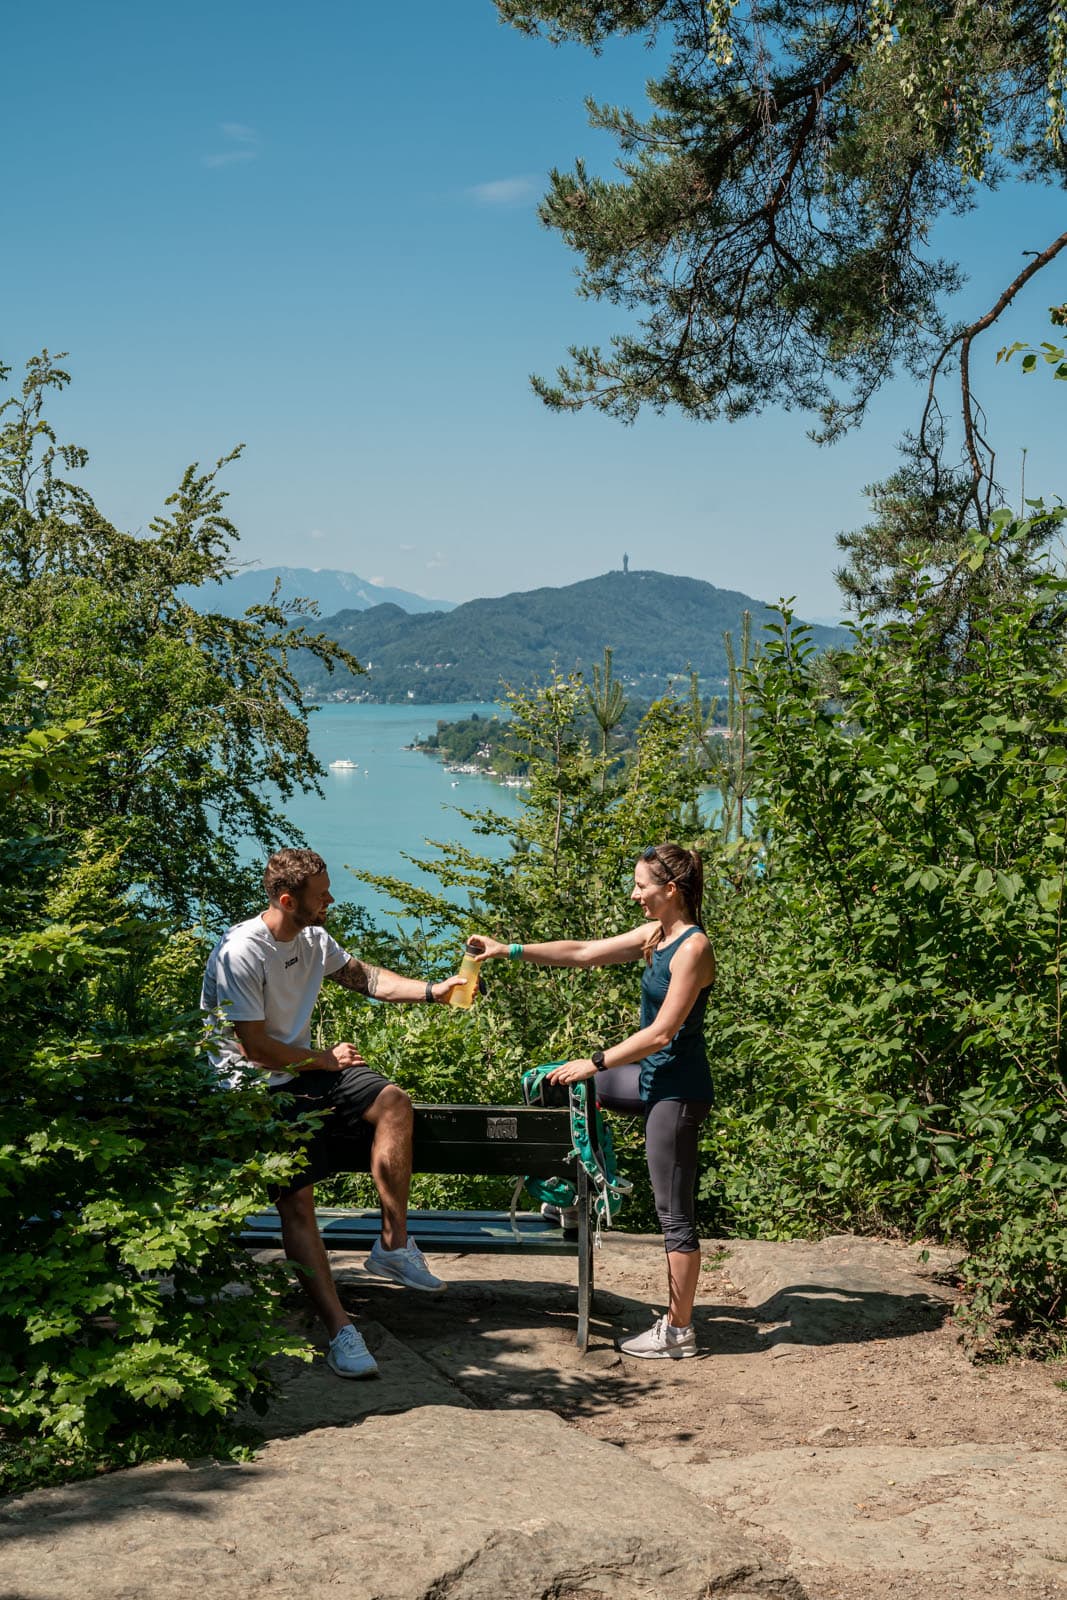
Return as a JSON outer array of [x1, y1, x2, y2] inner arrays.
[[448, 939, 481, 1009]]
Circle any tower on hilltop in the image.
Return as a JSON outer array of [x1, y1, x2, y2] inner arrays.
[[622, 552, 629, 574]]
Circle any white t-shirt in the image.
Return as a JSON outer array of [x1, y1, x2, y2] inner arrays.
[[200, 915, 351, 1087]]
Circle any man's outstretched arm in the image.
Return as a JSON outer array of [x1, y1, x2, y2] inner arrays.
[[329, 959, 463, 1004]]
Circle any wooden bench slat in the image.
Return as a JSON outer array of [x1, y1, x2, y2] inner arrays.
[[239, 1206, 580, 1256], [408, 1145, 578, 1177], [241, 1206, 568, 1236]]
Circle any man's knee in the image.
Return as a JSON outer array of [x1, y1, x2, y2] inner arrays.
[[277, 1183, 316, 1224], [368, 1083, 413, 1127]]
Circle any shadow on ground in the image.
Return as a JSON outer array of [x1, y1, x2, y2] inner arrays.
[[715, 1281, 949, 1349], [0, 1455, 263, 1536]]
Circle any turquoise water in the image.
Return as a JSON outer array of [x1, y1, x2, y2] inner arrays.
[[262, 702, 732, 925], [269, 703, 521, 922]]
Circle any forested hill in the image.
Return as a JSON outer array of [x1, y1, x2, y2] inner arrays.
[[295, 569, 848, 702]]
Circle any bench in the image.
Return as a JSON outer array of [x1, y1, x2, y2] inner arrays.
[[239, 1102, 599, 1351]]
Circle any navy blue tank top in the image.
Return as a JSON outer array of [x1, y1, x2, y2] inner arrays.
[[638, 925, 714, 1105]]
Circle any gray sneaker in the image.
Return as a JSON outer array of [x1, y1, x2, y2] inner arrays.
[[365, 1237, 446, 1293], [618, 1314, 697, 1360], [327, 1323, 378, 1379]]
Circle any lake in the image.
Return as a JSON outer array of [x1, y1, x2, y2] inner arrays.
[[270, 703, 521, 922]]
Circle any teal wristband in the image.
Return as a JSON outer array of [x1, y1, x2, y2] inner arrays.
[[508, 943, 523, 960]]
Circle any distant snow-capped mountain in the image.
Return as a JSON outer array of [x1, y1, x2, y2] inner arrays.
[[180, 566, 454, 618]]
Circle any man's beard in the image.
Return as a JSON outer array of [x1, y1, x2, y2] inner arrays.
[[292, 902, 324, 929]]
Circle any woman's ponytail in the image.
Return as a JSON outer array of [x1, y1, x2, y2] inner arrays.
[[686, 848, 705, 929]]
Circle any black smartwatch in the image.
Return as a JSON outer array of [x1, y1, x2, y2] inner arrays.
[[592, 1049, 607, 1072]]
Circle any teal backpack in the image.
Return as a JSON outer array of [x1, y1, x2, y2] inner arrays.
[[519, 1063, 631, 1226]]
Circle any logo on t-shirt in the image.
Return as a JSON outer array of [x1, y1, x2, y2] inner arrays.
[[284, 955, 299, 970]]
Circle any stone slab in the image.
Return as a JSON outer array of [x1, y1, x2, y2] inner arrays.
[[658, 1443, 1067, 1590], [0, 1407, 807, 1600]]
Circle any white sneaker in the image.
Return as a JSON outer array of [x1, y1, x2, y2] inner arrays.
[[618, 1314, 697, 1360], [539, 1201, 581, 1231], [326, 1323, 378, 1379], [365, 1237, 446, 1293]]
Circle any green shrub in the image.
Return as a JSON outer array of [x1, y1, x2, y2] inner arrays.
[[0, 682, 310, 1491], [703, 514, 1067, 1349]]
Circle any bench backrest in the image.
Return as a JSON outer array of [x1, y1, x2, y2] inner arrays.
[[411, 1104, 574, 1178]]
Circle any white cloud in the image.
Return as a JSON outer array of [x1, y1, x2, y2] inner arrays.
[[204, 123, 260, 168], [466, 176, 539, 207], [426, 552, 448, 569], [307, 528, 326, 541], [204, 150, 255, 168], [368, 575, 387, 586]]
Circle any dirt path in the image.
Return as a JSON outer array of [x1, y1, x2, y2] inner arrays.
[[2, 1232, 1064, 1600]]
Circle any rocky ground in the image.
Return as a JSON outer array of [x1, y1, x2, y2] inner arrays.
[[1, 1231, 1064, 1599]]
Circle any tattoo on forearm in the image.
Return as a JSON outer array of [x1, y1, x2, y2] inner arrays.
[[331, 959, 382, 997]]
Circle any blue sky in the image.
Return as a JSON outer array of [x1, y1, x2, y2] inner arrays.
[[5, 2, 1064, 620]]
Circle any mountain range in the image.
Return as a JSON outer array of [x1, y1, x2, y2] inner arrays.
[[181, 566, 454, 618], [291, 568, 849, 703]]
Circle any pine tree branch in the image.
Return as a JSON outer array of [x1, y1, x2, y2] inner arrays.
[[920, 226, 1067, 526]]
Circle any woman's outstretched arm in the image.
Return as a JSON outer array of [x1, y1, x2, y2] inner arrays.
[[470, 925, 652, 970]]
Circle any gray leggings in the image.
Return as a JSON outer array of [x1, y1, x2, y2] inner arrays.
[[596, 1066, 710, 1254]]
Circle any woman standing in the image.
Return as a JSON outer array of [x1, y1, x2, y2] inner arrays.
[[472, 844, 715, 1359]]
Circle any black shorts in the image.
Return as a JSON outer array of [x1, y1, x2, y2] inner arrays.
[[267, 1063, 392, 1196]]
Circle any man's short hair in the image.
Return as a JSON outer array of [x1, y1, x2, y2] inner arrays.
[[263, 848, 328, 903]]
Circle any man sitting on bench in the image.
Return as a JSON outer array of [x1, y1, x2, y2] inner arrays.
[[201, 848, 465, 1379]]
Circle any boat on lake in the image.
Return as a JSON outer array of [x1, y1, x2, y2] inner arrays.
[[329, 758, 359, 770]]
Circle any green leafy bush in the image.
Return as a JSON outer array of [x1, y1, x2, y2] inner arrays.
[[0, 681, 309, 1492], [704, 512, 1067, 1349]]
